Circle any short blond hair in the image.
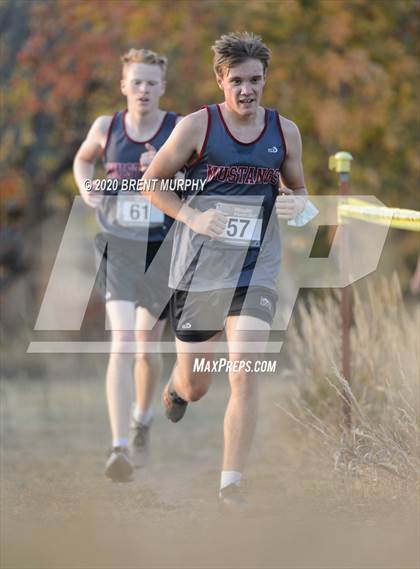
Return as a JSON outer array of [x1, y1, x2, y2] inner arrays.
[[212, 32, 271, 77], [121, 48, 168, 78]]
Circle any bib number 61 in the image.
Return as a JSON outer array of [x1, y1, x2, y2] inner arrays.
[[129, 202, 149, 222]]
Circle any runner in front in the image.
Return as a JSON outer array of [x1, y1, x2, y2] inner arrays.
[[142, 33, 308, 508]]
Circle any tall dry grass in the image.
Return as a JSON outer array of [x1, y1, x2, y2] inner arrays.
[[281, 273, 419, 481]]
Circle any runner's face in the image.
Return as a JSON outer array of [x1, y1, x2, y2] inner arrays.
[[217, 59, 266, 116], [121, 63, 165, 113]]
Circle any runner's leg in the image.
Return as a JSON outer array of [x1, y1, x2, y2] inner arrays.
[[133, 307, 167, 423], [105, 300, 136, 446], [222, 315, 270, 474], [166, 335, 221, 401]]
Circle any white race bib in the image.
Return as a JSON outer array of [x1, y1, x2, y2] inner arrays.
[[215, 202, 262, 246], [116, 195, 164, 227]]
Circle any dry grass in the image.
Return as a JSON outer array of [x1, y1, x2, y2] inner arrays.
[[280, 273, 419, 482]]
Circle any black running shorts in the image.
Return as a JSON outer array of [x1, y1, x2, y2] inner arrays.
[[170, 286, 277, 342]]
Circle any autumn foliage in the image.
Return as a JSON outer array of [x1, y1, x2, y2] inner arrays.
[[1, 0, 419, 221]]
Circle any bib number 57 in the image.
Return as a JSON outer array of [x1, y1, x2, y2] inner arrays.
[[226, 218, 251, 238]]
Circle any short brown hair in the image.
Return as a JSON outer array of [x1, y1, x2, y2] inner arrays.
[[121, 48, 167, 78], [211, 32, 271, 77]]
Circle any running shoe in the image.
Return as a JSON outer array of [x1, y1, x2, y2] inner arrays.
[[129, 419, 151, 468], [219, 483, 249, 513], [104, 446, 134, 482], [163, 380, 188, 423]]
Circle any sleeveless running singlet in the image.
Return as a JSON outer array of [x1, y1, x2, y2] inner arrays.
[[169, 104, 286, 291], [98, 110, 178, 242]]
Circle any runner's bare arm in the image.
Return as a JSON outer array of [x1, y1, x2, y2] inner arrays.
[[276, 117, 308, 219], [279, 117, 307, 195], [142, 111, 203, 214], [139, 115, 185, 173], [73, 116, 112, 207], [143, 111, 227, 237]]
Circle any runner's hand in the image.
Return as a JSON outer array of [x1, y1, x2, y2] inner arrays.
[[139, 143, 157, 173], [187, 209, 228, 238], [276, 187, 306, 220]]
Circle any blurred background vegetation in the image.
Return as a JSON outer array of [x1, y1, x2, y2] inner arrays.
[[0, 0, 418, 308], [2, 0, 419, 213]]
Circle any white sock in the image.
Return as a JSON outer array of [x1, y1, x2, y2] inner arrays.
[[220, 470, 242, 494], [133, 405, 153, 426], [112, 437, 128, 448]]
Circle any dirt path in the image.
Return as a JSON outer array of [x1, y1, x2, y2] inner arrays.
[[1, 370, 418, 569]]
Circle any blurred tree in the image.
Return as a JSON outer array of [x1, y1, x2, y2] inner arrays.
[[1, 0, 419, 224]]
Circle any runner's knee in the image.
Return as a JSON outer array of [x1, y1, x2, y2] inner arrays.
[[135, 350, 161, 367], [110, 330, 135, 351], [229, 370, 258, 399]]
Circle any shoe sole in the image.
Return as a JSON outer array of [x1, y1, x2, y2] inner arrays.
[[165, 395, 188, 423], [165, 400, 188, 423], [164, 383, 188, 423], [218, 497, 258, 516], [104, 455, 134, 483]]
